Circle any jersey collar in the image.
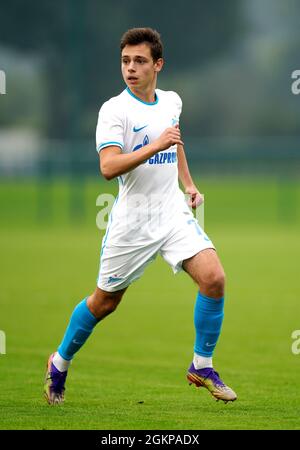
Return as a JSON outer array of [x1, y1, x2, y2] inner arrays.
[[126, 87, 159, 105]]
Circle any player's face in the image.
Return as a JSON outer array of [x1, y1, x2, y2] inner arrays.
[[121, 44, 163, 91]]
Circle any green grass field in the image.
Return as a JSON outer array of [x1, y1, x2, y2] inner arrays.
[[0, 177, 300, 430]]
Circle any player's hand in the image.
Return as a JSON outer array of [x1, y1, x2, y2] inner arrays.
[[185, 186, 204, 209], [154, 125, 184, 151]]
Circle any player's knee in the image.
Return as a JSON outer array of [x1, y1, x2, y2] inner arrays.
[[105, 298, 119, 314], [87, 291, 122, 319], [214, 270, 225, 297], [202, 269, 225, 299], [97, 296, 120, 318]]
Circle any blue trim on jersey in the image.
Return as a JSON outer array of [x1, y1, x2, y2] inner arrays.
[[126, 87, 158, 105], [98, 141, 123, 152]]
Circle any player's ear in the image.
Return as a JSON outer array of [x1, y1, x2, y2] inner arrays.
[[154, 58, 164, 73]]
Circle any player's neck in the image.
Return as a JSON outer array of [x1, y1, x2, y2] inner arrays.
[[128, 83, 157, 104]]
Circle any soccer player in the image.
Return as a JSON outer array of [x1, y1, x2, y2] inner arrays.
[[44, 28, 237, 405]]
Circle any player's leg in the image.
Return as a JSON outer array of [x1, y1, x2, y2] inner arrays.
[[183, 248, 225, 366], [183, 249, 237, 402], [45, 237, 161, 405], [183, 248, 225, 298], [44, 287, 126, 405], [56, 286, 127, 362], [160, 217, 236, 402], [86, 286, 126, 319]]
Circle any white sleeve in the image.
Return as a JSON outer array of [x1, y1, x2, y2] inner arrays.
[[96, 101, 124, 153], [168, 91, 182, 126], [174, 92, 182, 118]]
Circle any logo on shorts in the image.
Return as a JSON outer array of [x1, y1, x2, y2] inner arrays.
[[108, 275, 124, 284]]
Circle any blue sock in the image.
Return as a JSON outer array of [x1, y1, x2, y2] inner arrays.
[[57, 298, 98, 361], [194, 292, 224, 357]]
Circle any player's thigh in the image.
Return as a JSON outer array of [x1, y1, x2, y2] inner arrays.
[[182, 248, 225, 287], [159, 217, 215, 275]]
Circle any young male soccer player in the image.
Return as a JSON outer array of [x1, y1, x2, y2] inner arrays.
[[44, 28, 237, 405]]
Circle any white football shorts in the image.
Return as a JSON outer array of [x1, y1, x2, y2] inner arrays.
[[97, 214, 215, 292]]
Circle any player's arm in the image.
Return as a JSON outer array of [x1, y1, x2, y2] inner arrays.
[[99, 127, 183, 180], [177, 143, 204, 209]]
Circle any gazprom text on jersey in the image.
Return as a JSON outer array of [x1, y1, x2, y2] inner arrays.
[[148, 151, 177, 165]]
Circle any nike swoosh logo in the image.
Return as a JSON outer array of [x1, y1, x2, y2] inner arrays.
[[133, 125, 148, 132], [206, 342, 216, 347], [72, 339, 82, 345]]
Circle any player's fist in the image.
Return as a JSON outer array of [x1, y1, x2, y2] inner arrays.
[[155, 126, 184, 151], [185, 186, 204, 209]]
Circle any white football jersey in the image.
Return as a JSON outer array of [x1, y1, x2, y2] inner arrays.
[[96, 87, 191, 243]]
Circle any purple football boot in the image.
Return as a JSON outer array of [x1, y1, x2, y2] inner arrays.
[[44, 353, 68, 405], [187, 363, 237, 403]]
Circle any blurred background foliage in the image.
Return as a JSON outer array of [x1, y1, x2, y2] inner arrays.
[[1, 3, 300, 431], [0, 0, 299, 221], [1, 0, 300, 139]]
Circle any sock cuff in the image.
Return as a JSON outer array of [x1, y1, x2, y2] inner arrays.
[[197, 292, 224, 311], [57, 350, 72, 361], [75, 298, 98, 328]]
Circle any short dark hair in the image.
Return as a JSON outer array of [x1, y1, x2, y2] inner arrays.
[[120, 27, 163, 61]]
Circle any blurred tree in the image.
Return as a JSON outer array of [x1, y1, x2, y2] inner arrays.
[[128, 0, 242, 69], [0, 0, 242, 138]]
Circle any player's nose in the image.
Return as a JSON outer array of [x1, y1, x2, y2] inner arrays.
[[128, 62, 136, 72]]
